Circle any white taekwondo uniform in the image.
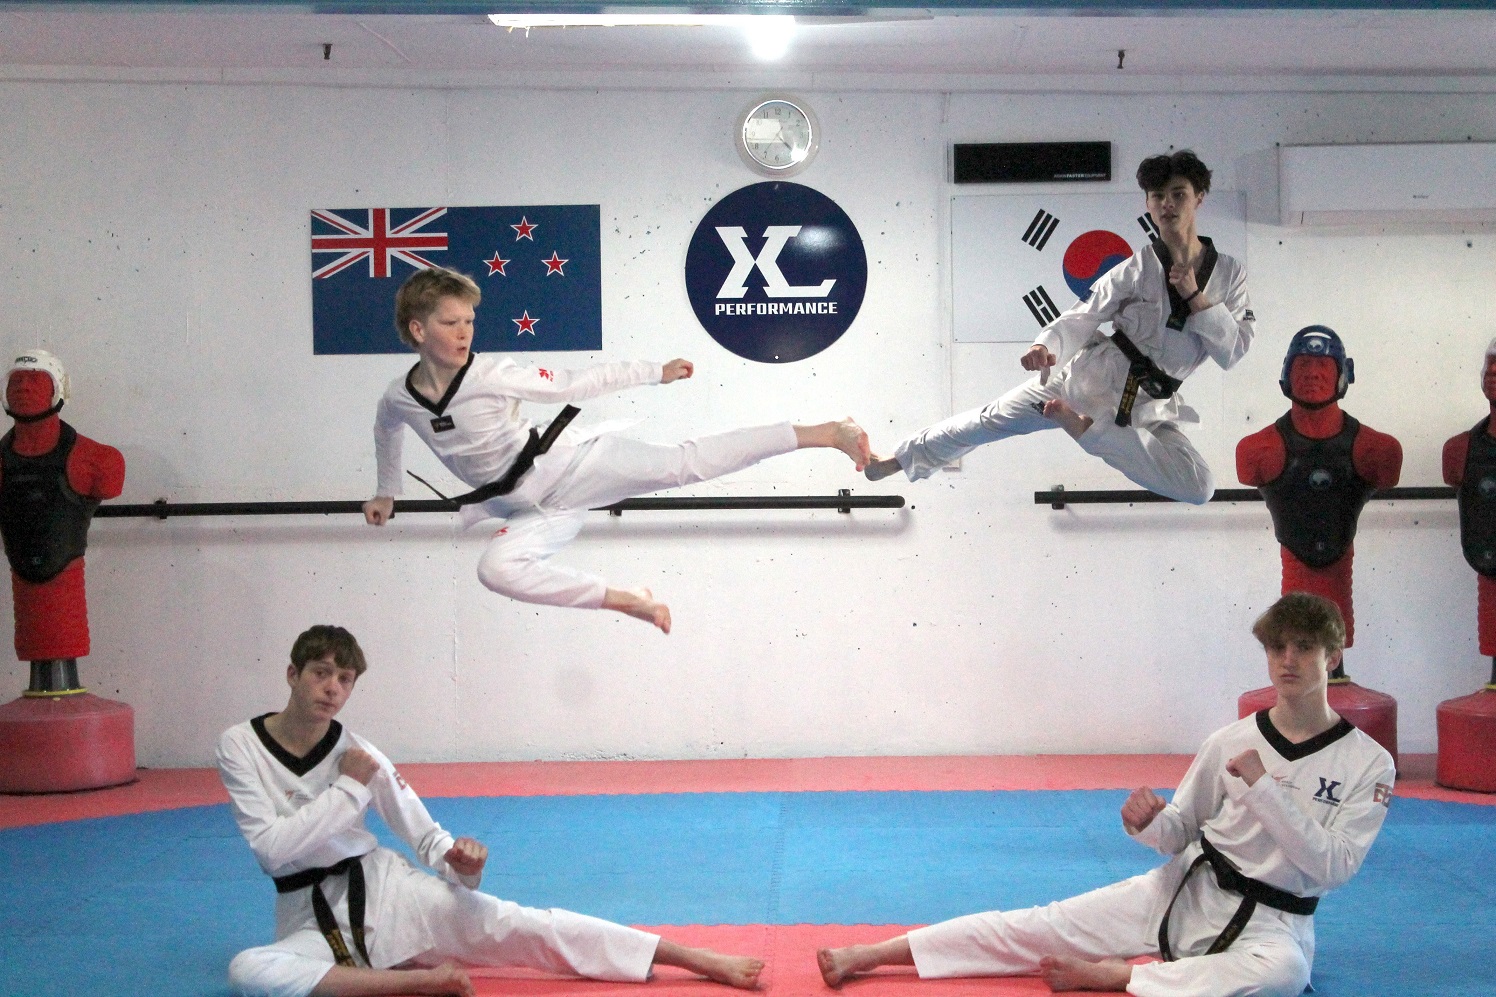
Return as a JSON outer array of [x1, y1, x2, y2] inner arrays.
[[908, 711, 1394, 997], [893, 239, 1254, 504], [218, 716, 659, 997], [373, 354, 797, 608]]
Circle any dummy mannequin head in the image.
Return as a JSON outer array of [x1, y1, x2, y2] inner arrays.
[[1279, 326, 1352, 409], [1483, 338, 1496, 405], [4, 350, 67, 422]]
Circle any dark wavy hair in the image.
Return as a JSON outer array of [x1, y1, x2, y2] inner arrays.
[[1136, 149, 1212, 195]]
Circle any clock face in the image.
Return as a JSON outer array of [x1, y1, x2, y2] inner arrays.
[[738, 97, 818, 177]]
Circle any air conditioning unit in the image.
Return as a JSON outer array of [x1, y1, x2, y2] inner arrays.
[[1279, 141, 1496, 225]]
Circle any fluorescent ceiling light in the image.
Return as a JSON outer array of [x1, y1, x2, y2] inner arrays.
[[486, 12, 798, 61]]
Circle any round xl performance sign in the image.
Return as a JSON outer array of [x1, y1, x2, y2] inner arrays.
[[685, 181, 866, 363]]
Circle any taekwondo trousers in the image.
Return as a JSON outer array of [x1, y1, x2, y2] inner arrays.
[[228, 852, 659, 997], [907, 852, 1314, 997], [893, 365, 1214, 506], [474, 422, 800, 608]]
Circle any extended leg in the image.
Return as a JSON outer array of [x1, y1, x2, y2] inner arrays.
[[1073, 418, 1214, 505], [817, 935, 914, 988], [653, 939, 764, 989], [875, 379, 1054, 482]]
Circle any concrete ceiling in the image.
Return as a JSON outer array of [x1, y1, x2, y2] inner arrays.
[[3, 6, 1496, 83]]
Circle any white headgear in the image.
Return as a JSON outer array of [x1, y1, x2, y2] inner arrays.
[[8, 349, 69, 408], [1486, 336, 1496, 359]]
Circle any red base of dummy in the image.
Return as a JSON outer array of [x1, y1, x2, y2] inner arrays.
[[1436, 689, 1496, 793], [0, 693, 136, 793], [1239, 682, 1399, 769]]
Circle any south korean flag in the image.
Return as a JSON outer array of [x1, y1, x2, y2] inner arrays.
[[951, 191, 1246, 343]]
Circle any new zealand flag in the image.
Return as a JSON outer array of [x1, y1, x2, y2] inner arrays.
[[311, 204, 601, 354]]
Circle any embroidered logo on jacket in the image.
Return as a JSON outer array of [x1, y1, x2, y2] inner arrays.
[[1312, 778, 1343, 806], [1373, 783, 1393, 807]]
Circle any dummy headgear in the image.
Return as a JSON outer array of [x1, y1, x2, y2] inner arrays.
[[5, 349, 69, 421], [1279, 325, 1353, 407]]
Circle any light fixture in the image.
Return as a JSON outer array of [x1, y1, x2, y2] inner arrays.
[[486, 12, 797, 61]]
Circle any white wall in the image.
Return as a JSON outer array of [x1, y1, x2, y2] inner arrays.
[[2, 76, 1492, 766]]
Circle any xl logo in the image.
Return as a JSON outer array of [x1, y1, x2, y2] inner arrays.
[[715, 226, 835, 299], [686, 182, 866, 364], [1313, 778, 1343, 805]]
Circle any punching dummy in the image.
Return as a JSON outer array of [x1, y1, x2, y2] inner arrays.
[[1236, 326, 1402, 761], [1, 350, 125, 691], [0, 350, 131, 792], [1435, 337, 1496, 791]]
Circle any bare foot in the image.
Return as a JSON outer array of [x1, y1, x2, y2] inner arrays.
[[1042, 399, 1094, 440], [654, 941, 763, 990], [833, 417, 872, 470], [697, 952, 765, 990], [817, 947, 857, 989], [416, 961, 476, 996], [863, 455, 902, 482], [603, 587, 672, 634], [1038, 955, 1132, 992], [795, 419, 870, 470]]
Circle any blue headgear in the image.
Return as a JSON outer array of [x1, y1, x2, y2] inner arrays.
[[1279, 325, 1353, 404]]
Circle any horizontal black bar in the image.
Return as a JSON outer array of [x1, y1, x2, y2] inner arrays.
[[1034, 485, 1456, 508], [94, 493, 906, 520]]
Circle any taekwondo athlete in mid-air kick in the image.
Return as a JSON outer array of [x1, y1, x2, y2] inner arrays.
[[865, 150, 1254, 504], [363, 266, 870, 634], [220, 625, 766, 997], [814, 592, 1395, 997]]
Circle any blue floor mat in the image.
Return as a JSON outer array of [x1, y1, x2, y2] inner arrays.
[[1, 790, 1491, 997]]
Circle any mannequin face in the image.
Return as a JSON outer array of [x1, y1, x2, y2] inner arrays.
[[5, 370, 55, 418], [1288, 355, 1340, 406], [1483, 354, 1496, 405]]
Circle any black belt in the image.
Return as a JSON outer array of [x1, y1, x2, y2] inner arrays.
[[449, 405, 580, 507], [1158, 836, 1319, 962], [273, 854, 372, 967], [1110, 331, 1183, 428]]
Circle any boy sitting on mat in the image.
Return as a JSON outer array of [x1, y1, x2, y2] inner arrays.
[[361, 266, 870, 634], [815, 592, 1394, 997], [219, 625, 764, 997]]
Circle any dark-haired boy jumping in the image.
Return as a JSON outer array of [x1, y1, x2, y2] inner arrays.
[[865, 150, 1253, 504]]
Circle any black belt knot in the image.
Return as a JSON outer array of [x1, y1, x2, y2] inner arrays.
[[1157, 836, 1318, 962], [450, 405, 580, 506], [273, 853, 372, 967], [1110, 331, 1183, 428]]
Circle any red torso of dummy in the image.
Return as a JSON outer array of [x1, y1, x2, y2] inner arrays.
[[1236, 401, 1402, 646], [3, 371, 125, 660], [1442, 412, 1496, 655]]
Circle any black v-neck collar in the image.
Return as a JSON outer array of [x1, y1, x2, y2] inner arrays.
[[1255, 709, 1354, 762], [405, 352, 476, 417], [252, 713, 343, 777], [1152, 236, 1218, 330]]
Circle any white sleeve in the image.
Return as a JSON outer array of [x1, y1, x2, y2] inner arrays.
[[373, 394, 405, 498], [1131, 737, 1225, 856], [1185, 259, 1254, 371], [1238, 754, 1394, 892], [1033, 257, 1134, 369], [359, 737, 482, 890], [216, 730, 372, 874], [486, 359, 663, 404]]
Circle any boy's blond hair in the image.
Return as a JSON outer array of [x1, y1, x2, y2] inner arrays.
[[394, 267, 481, 349], [1251, 592, 1346, 653]]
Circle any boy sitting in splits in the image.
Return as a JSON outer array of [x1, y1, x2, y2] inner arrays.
[[815, 592, 1394, 997], [363, 266, 869, 633], [219, 625, 764, 997]]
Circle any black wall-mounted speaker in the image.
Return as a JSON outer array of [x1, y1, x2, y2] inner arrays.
[[953, 142, 1112, 184]]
